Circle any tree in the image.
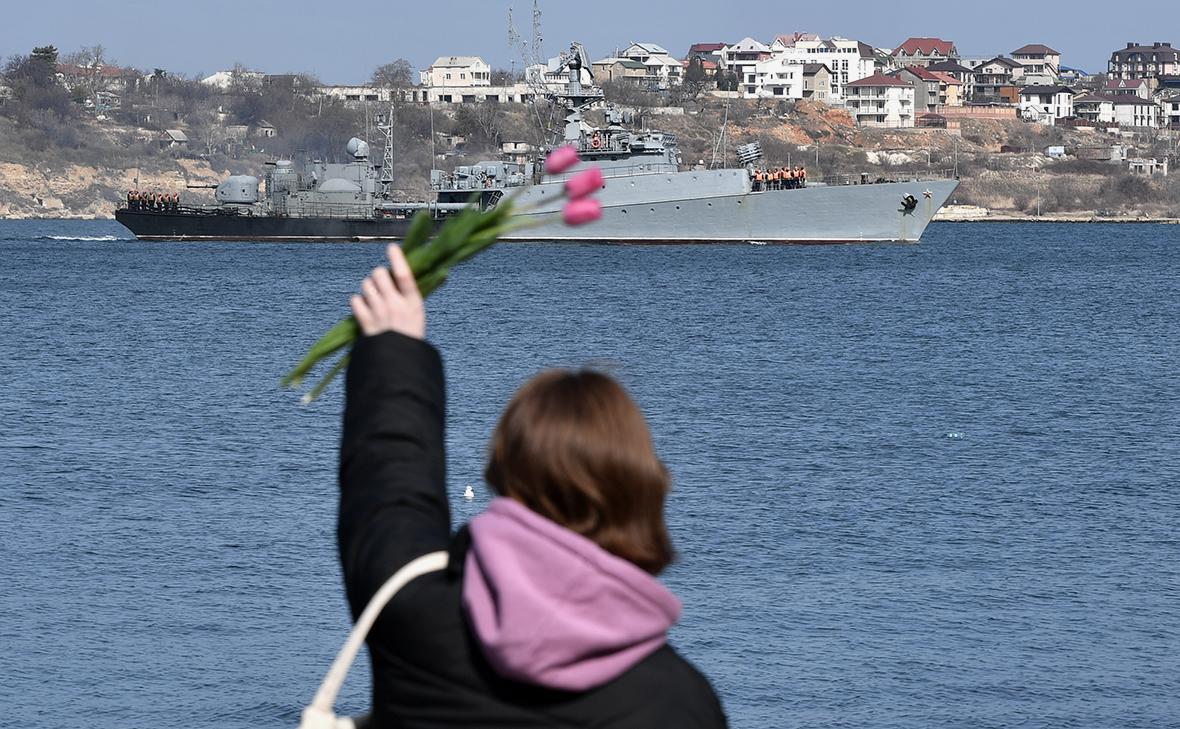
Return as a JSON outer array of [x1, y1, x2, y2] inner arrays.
[[62, 45, 108, 109], [2, 46, 73, 120], [370, 59, 415, 88], [490, 67, 520, 85], [31, 45, 59, 68]]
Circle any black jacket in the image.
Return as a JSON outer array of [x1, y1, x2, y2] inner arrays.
[[338, 331, 728, 728]]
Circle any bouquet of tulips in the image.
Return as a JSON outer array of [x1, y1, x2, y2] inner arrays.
[[282, 145, 604, 403]]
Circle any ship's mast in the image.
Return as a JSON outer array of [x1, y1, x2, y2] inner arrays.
[[378, 103, 395, 197]]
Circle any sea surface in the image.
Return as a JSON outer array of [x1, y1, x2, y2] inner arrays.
[[1, 220, 1178, 728]]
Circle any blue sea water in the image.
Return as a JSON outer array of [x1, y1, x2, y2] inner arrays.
[[1, 220, 1178, 728]]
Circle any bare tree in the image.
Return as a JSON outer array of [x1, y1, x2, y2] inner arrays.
[[371, 59, 415, 88]]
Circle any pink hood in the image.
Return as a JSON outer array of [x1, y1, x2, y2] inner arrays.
[[462, 497, 681, 691]]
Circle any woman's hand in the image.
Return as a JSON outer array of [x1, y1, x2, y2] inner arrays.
[[350, 243, 425, 340]]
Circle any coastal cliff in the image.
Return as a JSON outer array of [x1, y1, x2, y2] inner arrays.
[[0, 159, 229, 219]]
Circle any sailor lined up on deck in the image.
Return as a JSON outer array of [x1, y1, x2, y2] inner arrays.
[[127, 190, 180, 212], [750, 166, 807, 192]]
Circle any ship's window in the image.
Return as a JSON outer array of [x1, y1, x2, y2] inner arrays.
[[737, 200, 743, 205], [650, 208, 655, 213], [621, 208, 628, 214], [707, 202, 712, 207], [675, 205, 680, 210]]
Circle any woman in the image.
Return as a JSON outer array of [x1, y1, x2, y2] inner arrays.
[[339, 244, 728, 727]]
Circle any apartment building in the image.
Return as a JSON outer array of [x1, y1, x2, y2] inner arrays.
[[846, 73, 915, 127], [892, 37, 958, 67], [1011, 44, 1061, 81], [767, 34, 877, 102], [1108, 42, 1180, 80]]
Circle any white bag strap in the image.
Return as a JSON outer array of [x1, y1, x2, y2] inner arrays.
[[299, 550, 449, 729]]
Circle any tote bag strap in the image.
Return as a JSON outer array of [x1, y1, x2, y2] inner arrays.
[[299, 550, 449, 729]]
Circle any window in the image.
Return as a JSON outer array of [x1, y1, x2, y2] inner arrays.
[[445, 73, 451, 79], [460, 73, 466, 79]]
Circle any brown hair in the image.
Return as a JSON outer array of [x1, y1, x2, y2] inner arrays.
[[484, 370, 675, 574]]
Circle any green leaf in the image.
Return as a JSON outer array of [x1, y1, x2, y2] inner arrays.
[[400, 210, 434, 255]]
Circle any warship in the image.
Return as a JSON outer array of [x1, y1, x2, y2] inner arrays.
[[115, 44, 958, 244]]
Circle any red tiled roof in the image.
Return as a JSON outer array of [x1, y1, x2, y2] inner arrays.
[[928, 71, 962, 85], [56, 63, 137, 78], [773, 32, 820, 47], [1013, 44, 1060, 55], [894, 37, 956, 56], [848, 72, 912, 88], [689, 43, 726, 53], [1103, 78, 1144, 89], [903, 66, 941, 81]]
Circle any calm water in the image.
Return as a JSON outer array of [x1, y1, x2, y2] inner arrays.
[[1, 220, 1178, 728]]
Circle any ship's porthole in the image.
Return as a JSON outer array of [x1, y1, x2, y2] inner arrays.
[[621, 209, 628, 214], [707, 202, 712, 207], [675, 205, 680, 210], [650, 208, 655, 213], [737, 200, 743, 205]]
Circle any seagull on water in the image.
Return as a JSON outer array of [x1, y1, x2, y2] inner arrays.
[[463, 485, 475, 501]]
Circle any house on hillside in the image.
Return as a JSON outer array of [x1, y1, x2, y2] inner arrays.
[[1102, 78, 1150, 99], [1018, 85, 1074, 125], [892, 37, 958, 67], [1161, 94, 1180, 128], [747, 56, 803, 99], [765, 35, 877, 103], [1108, 42, 1180, 81], [158, 129, 188, 149], [894, 66, 961, 111], [1073, 93, 1160, 127], [721, 37, 772, 94], [845, 73, 915, 127], [802, 64, 832, 101], [591, 58, 649, 86], [1011, 44, 1061, 82], [973, 57, 1024, 102], [56, 62, 141, 96], [926, 60, 976, 98], [421, 56, 491, 87]]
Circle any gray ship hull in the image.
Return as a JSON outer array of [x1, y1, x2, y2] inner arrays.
[[502, 170, 958, 243]]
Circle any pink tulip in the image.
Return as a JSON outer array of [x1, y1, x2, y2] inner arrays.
[[562, 198, 602, 226], [564, 166, 605, 200], [545, 145, 580, 175]]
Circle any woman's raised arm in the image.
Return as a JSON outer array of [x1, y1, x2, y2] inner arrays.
[[337, 245, 449, 609]]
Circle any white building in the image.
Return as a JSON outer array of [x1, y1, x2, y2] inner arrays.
[[1161, 95, 1180, 128], [1103, 78, 1150, 99], [1011, 44, 1062, 82], [420, 56, 491, 87], [200, 69, 263, 89], [845, 72, 915, 127], [1074, 94, 1160, 127], [767, 35, 877, 102], [1018, 85, 1075, 125], [746, 56, 803, 99], [721, 37, 772, 94]]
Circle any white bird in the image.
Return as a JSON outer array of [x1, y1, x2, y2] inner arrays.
[[463, 485, 475, 501]]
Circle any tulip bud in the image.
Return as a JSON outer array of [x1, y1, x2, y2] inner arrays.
[[564, 166, 605, 200], [545, 145, 580, 175], [562, 198, 602, 226]]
